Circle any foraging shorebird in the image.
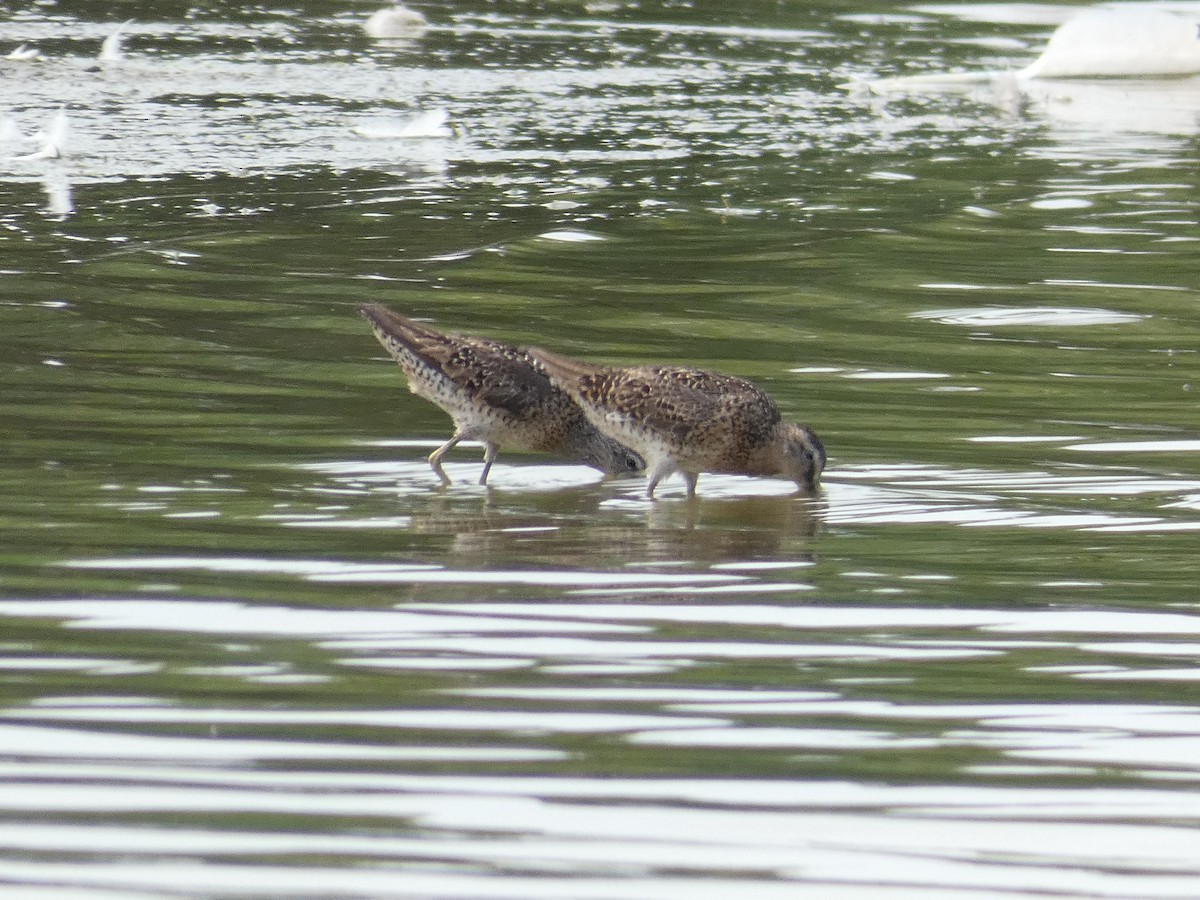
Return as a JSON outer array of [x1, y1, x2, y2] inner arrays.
[[359, 304, 645, 485], [528, 347, 826, 499]]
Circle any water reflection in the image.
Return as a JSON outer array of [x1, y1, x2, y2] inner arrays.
[[2, 772, 1200, 898], [7, 1, 1200, 898], [41, 168, 73, 218], [912, 306, 1146, 327], [301, 451, 825, 559]]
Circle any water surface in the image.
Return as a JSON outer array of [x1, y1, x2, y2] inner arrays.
[[4, 1, 1200, 897]]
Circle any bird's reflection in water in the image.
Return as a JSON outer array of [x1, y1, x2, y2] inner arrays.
[[399, 482, 822, 572], [640, 492, 822, 565], [42, 169, 73, 219]]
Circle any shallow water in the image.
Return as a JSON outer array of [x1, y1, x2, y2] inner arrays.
[[5, 1, 1200, 897]]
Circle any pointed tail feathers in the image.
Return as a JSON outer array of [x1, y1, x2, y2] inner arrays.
[[525, 345, 609, 386]]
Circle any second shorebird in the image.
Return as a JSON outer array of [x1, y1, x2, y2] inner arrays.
[[528, 347, 826, 499], [359, 304, 645, 485]]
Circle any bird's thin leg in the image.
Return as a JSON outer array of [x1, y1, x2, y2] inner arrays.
[[478, 442, 498, 485], [646, 459, 677, 500], [683, 471, 699, 499], [428, 432, 463, 485]]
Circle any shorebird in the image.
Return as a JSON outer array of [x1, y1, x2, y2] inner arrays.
[[6, 44, 41, 61], [353, 109, 450, 140], [363, 5, 429, 39], [9, 107, 69, 161], [1022, 8, 1200, 79], [528, 347, 826, 499], [99, 19, 134, 62], [853, 7, 1200, 94], [359, 304, 645, 485]]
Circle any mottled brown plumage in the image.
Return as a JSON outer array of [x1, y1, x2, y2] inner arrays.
[[528, 346, 826, 499], [359, 304, 645, 485]]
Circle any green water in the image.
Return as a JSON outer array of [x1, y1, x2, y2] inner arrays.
[[3, 1, 1200, 897]]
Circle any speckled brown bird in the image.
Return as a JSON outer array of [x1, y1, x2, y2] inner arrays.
[[359, 304, 645, 485], [528, 346, 826, 499]]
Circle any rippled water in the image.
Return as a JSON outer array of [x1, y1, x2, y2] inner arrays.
[[5, 1, 1200, 897]]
